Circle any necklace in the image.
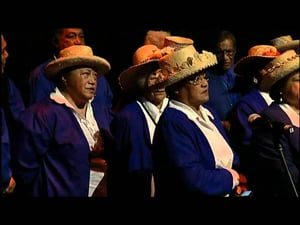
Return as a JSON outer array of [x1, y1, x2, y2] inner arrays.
[[138, 100, 157, 126]]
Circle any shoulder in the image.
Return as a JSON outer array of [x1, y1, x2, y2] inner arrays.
[[29, 59, 52, 80]]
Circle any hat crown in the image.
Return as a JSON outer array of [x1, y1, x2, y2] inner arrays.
[[45, 45, 111, 79], [164, 36, 194, 50], [132, 44, 162, 65], [248, 45, 280, 57], [58, 45, 94, 58], [153, 44, 217, 87]]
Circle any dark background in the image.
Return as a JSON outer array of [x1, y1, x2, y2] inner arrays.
[[2, 7, 299, 107], [4, 28, 299, 106], [1, 5, 300, 214]]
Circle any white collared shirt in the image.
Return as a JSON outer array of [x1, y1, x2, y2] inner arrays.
[[137, 97, 169, 143], [169, 100, 234, 169]]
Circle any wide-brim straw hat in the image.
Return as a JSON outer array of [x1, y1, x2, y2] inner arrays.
[[45, 45, 111, 79], [152, 44, 217, 88], [259, 49, 299, 91], [270, 35, 299, 52], [118, 44, 163, 92], [234, 45, 280, 77]]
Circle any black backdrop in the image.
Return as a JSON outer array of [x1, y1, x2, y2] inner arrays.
[[4, 28, 299, 106], [1, 4, 300, 214]]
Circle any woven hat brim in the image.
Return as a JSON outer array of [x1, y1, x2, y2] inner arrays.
[[154, 63, 215, 89], [259, 53, 299, 91], [118, 60, 159, 92], [234, 56, 276, 76], [45, 56, 111, 79]]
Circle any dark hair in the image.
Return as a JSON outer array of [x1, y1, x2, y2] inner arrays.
[[215, 30, 237, 50], [269, 72, 292, 103], [166, 72, 200, 99]]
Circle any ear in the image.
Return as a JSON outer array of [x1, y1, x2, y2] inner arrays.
[[61, 76, 67, 84]]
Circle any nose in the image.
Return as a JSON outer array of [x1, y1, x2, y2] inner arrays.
[[201, 79, 208, 87], [88, 73, 98, 83], [74, 35, 84, 45]]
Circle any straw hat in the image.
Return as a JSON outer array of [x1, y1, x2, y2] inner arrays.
[[45, 45, 111, 79], [163, 36, 194, 50], [234, 45, 280, 77], [259, 49, 299, 91], [118, 44, 164, 92], [269, 35, 299, 52], [152, 44, 217, 88]]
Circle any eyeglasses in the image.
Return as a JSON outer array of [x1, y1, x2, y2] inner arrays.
[[188, 74, 209, 85]]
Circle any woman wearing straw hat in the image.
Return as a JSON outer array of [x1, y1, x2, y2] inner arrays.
[[152, 44, 246, 197], [12, 45, 113, 197], [250, 49, 299, 197], [107, 44, 170, 197], [229, 45, 280, 184]]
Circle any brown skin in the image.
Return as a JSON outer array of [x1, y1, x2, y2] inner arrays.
[[60, 67, 97, 115], [175, 71, 209, 117], [53, 28, 86, 54], [215, 38, 236, 72], [60, 67, 108, 175], [282, 72, 300, 114], [217, 39, 235, 131], [1, 34, 9, 74], [144, 68, 167, 109], [171, 71, 245, 193]]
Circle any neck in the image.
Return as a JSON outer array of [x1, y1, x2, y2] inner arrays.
[[62, 92, 88, 117]]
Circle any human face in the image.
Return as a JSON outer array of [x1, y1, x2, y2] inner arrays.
[[282, 72, 300, 110], [54, 28, 85, 51], [145, 69, 167, 107], [215, 38, 236, 71], [63, 67, 98, 106], [1, 34, 9, 74], [177, 72, 209, 110]]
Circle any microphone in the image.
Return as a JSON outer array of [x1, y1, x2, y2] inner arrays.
[[248, 114, 298, 197], [248, 113, 294, 134]]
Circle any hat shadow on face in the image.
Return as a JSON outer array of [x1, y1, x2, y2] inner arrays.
[[118, 44, 163, 93]]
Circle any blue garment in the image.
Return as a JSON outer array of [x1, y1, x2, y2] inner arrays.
[[229, 88, 270, 181], [1, 79, 25, 192], [29, 58, 114, 108], [250, 103, 300, 197], [230, 88, 269, 147], [206, 66, 241, 121], [11, 98, 113, 197], [108, 101, 154, 197], [152, 105, 240, 197]]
